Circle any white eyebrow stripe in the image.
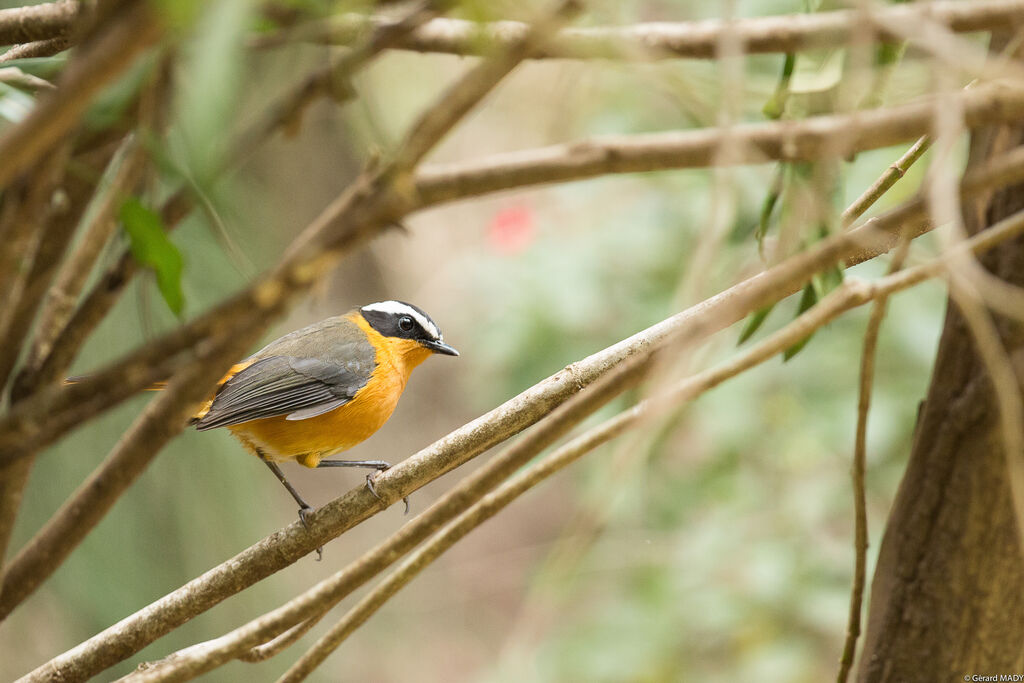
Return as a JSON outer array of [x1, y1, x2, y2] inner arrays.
[[362, 300, 440, 338]]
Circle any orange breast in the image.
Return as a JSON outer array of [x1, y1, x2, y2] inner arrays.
[[223, 314, 433, 467]]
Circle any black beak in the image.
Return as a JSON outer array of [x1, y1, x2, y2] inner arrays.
[[421, 339, 459, 356]]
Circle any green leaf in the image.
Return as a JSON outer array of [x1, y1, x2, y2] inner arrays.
[[789, 48, 845, 95], [783, 283, 818, 361], [755, 166, 784, 247], [120, 198, 185, 316], [738, 305, 774, 346]]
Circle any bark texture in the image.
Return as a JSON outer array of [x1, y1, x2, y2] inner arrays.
[[857, 122, 1024, 681]]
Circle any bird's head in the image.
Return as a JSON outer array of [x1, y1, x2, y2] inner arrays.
[[359, 301, 459, 362]]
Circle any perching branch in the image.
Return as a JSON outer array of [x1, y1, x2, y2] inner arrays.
[[122, 330, 645, 683], [252, 0, 1024, 60]]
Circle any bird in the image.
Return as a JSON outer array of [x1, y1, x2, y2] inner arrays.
[[190, 300, 458, 524]]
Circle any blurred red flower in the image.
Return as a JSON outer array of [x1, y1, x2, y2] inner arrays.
[[488, 205, 535, 255]]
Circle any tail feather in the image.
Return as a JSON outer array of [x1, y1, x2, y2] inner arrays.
[[64, 360, 250, 425]]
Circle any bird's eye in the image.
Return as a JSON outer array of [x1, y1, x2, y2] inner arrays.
[[398, 316, 415, 332]]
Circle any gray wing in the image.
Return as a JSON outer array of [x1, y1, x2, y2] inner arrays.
[[194, 356, 369, 430]]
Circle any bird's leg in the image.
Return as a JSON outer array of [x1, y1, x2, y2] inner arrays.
[[256, 451, 323, 560], [316, 459, 411, 514]]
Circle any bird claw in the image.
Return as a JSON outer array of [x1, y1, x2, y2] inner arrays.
[[297, 505, 323, 561], [297, 504, 313, 529], [365, 470, 411, 514]]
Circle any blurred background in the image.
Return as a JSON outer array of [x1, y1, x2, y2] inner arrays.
[[0, 0, 955, 681]]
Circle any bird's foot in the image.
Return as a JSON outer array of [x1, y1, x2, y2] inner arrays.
[[297, 505, 323, 561], [365, 468, 411, 515]]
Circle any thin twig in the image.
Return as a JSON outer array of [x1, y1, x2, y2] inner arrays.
[[836, 238, 910, 683], [20, 135, 145, 378], [237, 619, 321, 663], [251, 0, 1024, 60], [0, 148, 69, 388], [0, 66, 55, 91], [841, 136, 933, 228]]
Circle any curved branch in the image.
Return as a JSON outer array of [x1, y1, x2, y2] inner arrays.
[[253, 0, 1024, 59]]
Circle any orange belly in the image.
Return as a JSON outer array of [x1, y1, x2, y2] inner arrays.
[[227, 364, 407, 467]]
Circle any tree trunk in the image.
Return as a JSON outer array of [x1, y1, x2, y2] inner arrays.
[[857, 123, 1024, 679]]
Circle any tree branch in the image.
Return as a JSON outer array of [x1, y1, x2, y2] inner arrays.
[[0, 36, 72, 63], [0, 1, 78, 47], [252, 0, 1024, 60], [842, 136, 932, 228], [413, 82, 1024, 207]]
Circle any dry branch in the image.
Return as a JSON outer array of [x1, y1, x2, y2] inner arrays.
[[0, 36, 72, 63], [0, 1, 78, 47], [253, 0, 1024, 60], [414, 83, 1024, 206]]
